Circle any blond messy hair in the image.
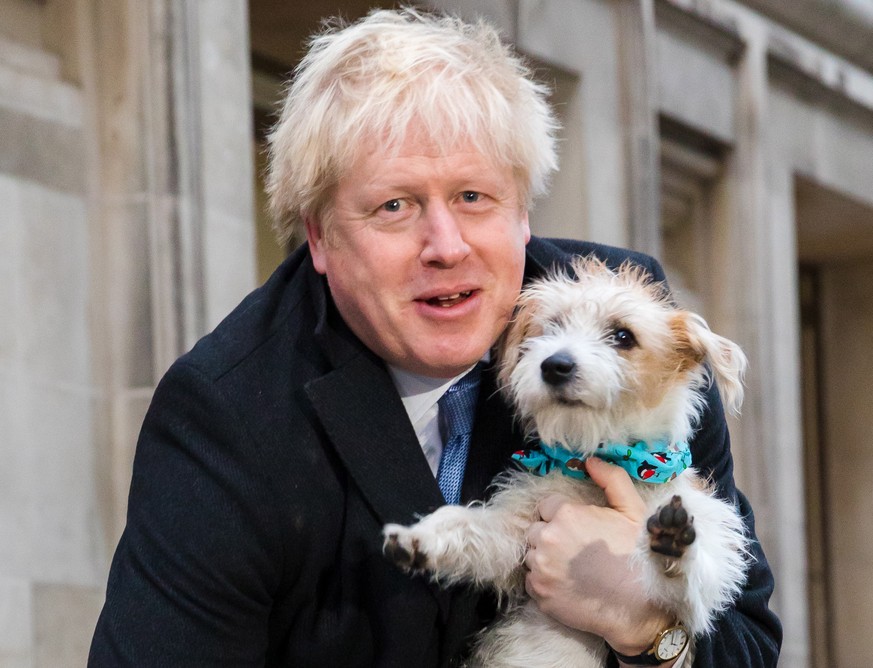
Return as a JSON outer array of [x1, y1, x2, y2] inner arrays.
[[265, 7, 560, 246]]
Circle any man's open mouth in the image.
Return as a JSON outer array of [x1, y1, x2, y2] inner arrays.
[[425, 291, 473, 307]]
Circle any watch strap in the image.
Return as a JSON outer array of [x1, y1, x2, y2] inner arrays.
[[609, 645, 663, 665], [607, 623, 688, 665]]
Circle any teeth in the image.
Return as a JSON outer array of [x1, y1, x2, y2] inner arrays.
[[432, 291, 471, 307]]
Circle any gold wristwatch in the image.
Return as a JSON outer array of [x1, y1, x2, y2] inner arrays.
[[609, 623, 689, 665]]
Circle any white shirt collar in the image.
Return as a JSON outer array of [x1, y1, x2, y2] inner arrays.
[[388, 355, 490, 476], [388, 353, 490, 426], [388, 367, 467, 427]]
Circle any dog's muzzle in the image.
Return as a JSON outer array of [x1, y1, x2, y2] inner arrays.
[[540, 351, 576, 386]]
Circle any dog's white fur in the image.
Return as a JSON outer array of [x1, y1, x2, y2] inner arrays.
[[383, 257, 750, 667]]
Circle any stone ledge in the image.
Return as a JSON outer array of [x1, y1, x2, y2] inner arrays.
[[0, 35, 61, 80], [0, 110, 85, 193], [0, 577, 32, 653], [0, 60, 81, 128], [33, 582, 104, 668]]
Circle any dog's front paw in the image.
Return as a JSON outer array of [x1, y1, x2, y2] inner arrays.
[[383, 525, 430, 572], [647, 495, 696, 560]]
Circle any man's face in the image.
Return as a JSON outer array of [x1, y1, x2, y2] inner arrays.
[[306, 132, 530, 378]]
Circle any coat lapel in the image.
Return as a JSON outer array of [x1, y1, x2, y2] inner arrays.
[[305, 350, 446, 526]]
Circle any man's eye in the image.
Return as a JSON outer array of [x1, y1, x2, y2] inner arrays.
[[461, 191, 481, 203], [381, 199, 402, 212]]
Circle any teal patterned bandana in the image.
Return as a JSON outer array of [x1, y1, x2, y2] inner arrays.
[[511, 439, 691, 484]]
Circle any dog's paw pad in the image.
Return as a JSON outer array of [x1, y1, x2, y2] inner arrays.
[[383, 533, 429, 571], [647, 495, 696, 559]]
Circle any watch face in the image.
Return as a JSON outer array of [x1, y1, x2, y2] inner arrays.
[[655, 627, 688, 660]]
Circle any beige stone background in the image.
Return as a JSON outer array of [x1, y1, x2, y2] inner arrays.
[[1, 0, 873, 666]]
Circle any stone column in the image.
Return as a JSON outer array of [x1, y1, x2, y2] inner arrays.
[[79, 0, 256, 550], [0, 0, 255, 662], [719, 19, 809, 666], [516, 0, 630, 247], [0, 17, 99, 667], [615, 0, 662, 257]]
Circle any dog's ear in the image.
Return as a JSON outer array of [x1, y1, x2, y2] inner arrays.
[[670, 312, 748, 414], [495, 290, 542, 395]]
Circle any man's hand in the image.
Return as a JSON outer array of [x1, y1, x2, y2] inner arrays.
[[523, 457, 675, 659]]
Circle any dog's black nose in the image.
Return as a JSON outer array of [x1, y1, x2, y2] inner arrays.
[[541, 352, 577, 386]]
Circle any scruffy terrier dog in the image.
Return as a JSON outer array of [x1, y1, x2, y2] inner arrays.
[[383, 257, 750, 667]]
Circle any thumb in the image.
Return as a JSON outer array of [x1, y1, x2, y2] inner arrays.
[[585, 457, 647, 520]]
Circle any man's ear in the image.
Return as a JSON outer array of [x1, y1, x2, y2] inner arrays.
[[304, 217, 328, 275], [521, 209, 531, 245]]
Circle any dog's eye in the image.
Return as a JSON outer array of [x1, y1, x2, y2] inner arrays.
[[610, 328, 638, 350]]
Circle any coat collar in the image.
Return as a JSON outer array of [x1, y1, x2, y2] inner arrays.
[[304, 351, 447, 526]]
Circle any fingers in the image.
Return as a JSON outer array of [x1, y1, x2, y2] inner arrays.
[[584, 457, 647, 520], [523, 567, 540, 601], [522, 521, 546, 599], [526, 463, 648, 573], [532, 459, 647, 523], [535, 494, 569, 523], [526, 519, 545, 545]]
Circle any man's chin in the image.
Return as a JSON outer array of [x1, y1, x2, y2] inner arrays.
[[402, 353, 485, 380]]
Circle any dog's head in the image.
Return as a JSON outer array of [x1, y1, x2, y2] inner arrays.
[[497, 257, 747, 451]]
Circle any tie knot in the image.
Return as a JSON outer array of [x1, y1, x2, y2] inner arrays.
[[438, 364, 482, 442]]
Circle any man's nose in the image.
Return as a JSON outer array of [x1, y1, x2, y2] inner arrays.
[[419, 203, 471, 267]]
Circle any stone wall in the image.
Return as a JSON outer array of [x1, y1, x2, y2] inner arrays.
[[0, 0, 257, 665], [819, 262, 873, 667], [0, 31, 105, 668]]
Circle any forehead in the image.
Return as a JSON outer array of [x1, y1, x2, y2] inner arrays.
[[353, 125, 492, 167], [343, 120, 510, 175]]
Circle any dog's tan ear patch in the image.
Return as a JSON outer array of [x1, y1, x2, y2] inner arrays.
[[496, 291, 542, 394], [669, 312, 707, 373], [670, 312, 748, 413]]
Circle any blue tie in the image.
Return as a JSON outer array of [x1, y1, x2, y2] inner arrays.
[[436, 364, 482, 505]]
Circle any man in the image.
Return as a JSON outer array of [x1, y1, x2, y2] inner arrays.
[[89, 8, 781, 666]]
